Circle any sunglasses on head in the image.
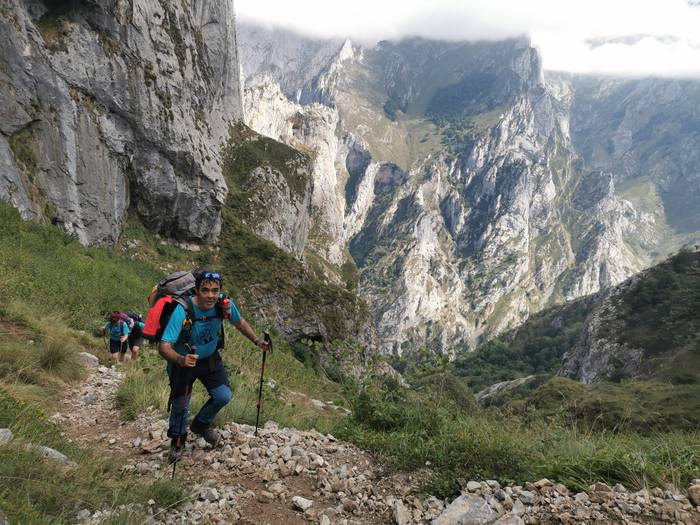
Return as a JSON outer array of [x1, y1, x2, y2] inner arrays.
[[201, 271, 221, 281]]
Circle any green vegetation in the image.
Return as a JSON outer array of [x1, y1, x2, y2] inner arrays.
[[452, 298, 594, 392], [34, 13, 71, 53], [430, 115, 479, 156], [616, 249, 700, 383], [336, 372, 700, 498], [0, 389, 185, 524], [8, 127, 38, 181], [518, 377, 700, 433], [0, 203, 159, 329]]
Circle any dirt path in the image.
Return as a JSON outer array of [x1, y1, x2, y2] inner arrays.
[[51, 360, 700, 525], [53, 362, 400, 524]]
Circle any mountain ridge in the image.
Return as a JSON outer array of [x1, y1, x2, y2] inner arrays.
[[239, 24, 700, 356]]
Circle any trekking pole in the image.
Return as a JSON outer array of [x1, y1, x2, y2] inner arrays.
[[172, 344, 196, 480], [254, 332, 273, 436]]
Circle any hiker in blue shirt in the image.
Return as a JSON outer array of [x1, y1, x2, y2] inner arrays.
[[127, 319, 145, 361], [158, 270, 269, 463], [99, 313, 130, 364]]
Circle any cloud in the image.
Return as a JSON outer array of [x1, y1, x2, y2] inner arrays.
[[236, 0, 700, 77]]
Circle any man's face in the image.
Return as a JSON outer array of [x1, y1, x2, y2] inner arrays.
[[196, 279, 221, 309]]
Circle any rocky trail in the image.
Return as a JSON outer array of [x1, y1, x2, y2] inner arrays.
[[47, 356, 700, 524]]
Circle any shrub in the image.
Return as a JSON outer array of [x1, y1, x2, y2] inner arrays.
[[38, 338, 80, 380]]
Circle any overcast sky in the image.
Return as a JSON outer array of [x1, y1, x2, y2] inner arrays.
[[237, 0, 700, 77]]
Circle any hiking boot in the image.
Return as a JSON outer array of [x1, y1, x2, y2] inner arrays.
[[190, 419, 220, 447]]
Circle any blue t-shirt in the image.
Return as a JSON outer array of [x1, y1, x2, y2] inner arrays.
[[103, 321, 130, 341], [161, 299, 241, 358]]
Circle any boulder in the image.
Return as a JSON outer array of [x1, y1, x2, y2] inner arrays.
[[37, 446, 73, 465], [393, 500, 412, 525], [432, 494, 498, 525], [688, 484, 700, 507], [77, 352, 100, 368], [292, 496, 313, 511]]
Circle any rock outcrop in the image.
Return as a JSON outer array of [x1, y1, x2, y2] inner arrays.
[[0, 0, 243, 244], [244, 82, 346, 263]]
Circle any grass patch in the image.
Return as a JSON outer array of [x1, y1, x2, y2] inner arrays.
[[0, 304, 97, 405], [0, 390, 186, 524], [333, 376, 700, 498], [0, 202, 161, 330], [8, 127, 39, 181], [517, 376, 700, 434]]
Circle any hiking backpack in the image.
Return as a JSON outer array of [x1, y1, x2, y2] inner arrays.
[[110, 311, 132, 330], [143, 271, 227, 347]]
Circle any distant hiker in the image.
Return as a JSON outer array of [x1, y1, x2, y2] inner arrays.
[[99, 312, 130, 364], [126, 314, 145, 361], [156, 270, 269, 463]]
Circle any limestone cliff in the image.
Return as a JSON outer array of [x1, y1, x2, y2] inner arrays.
[[0, 0, 243, 245], [239, 29, 674, 356]]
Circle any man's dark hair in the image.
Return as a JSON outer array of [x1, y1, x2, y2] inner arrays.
[[194, 268, 223, 289]]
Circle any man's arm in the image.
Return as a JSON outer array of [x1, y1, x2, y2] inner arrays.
[[158, 306, 197, 367], [158, 341, 196, 367], [232, 318, 269, 350]]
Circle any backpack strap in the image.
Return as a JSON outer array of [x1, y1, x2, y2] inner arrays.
[[174, 295, 196, 333]]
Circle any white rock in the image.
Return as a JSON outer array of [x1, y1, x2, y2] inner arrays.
[[37, 446, 72, 465], [77, 352, 100, 368], [292, 496, 313, 511], [201, 488, 220, 502], [431, 494, 498, 525], [0, 428, 13, 445], [466, 481, 482, 493], [393, 500, 412, 525], [311, 399, 327, 409]]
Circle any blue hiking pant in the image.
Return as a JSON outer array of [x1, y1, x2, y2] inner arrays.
[[167, 352, 231, 439]]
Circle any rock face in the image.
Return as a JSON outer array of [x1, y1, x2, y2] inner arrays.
[[0, 0, 243, 245], [223, 123, 314, 259], [239, 27, 700, 356], [557, 276, 645, 384], [243, 83, 346, 263]]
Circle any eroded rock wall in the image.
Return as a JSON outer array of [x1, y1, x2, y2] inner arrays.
[[0, 0, 243, 244]]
